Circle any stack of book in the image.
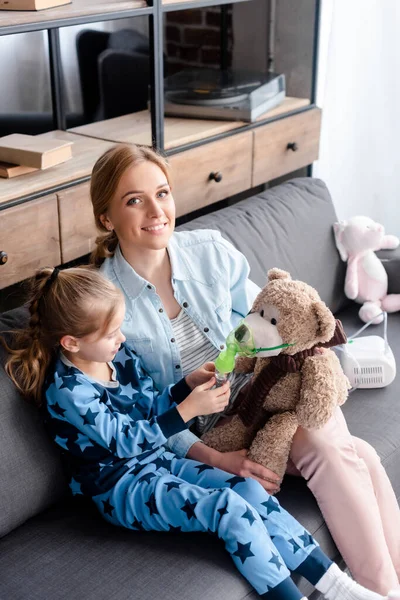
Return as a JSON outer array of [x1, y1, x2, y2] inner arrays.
[[0, 134, 73, 179], [0, 0, 71, 10]]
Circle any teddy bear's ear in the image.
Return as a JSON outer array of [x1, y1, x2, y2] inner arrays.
[[312, 301, 336, 343], [267, 268, 291, 282], [333, 221, 348, 261]]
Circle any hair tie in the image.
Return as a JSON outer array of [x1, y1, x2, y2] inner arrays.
[[49, 267, 60, 284], [43, 267, 60, 294]]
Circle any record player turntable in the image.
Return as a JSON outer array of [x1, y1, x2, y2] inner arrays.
[[164, 69, 286, 122]]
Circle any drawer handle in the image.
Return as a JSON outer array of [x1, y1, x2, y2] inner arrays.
[[0, 251, 8, 265], [287, 142, 299, 152], [209, 171, 223, 183]]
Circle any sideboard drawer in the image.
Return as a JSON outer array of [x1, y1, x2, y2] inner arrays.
[[0, 196, 60, 289], [169, 131, 253, 218], [252, 108, 322, 186], [58, 182, 98, 263]]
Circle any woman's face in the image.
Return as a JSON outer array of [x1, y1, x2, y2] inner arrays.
[[102, 161, 176, 252]]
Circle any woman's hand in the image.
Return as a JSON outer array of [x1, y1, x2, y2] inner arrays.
[[185, 362, 216, 390], [186, 443, 281, 494], [177, 378, 230, 423], [215, 449, 281, 494]]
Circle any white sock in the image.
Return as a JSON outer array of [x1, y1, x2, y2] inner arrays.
[[315, 563, 386, 600]]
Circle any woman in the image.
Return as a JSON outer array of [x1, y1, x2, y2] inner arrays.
[[90, 143, 400, 594]]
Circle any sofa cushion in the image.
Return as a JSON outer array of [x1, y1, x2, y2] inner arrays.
[[0, 307, 67, 539], [177, 178, 348, 314], [0, 481, 340, 600]]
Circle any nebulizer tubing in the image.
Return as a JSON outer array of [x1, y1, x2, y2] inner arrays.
[[334, 311, 387, 393], [348, 310, 388, 350], [215, 313, 389, 393]]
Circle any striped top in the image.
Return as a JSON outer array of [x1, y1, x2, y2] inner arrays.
[[170, 310, 219, 376], [170, 310, 252, 434]]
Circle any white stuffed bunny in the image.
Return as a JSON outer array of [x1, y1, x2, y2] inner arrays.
[[333, 216, 400, 323]]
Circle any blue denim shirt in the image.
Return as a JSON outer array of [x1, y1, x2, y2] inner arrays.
[[100, 229, 260, 457]]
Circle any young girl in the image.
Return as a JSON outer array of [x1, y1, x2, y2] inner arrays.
[[4, 266, 391, 600], [89, 143, 400, 594]]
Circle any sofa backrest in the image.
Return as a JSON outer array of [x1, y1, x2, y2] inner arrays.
[[177, 178, 348, 314], [0, 307, 67, 539]]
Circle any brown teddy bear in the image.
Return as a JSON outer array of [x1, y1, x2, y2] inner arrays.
[[202, 268, 350, 484]]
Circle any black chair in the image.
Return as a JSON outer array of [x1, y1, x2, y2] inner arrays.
[[76, 28, 155, 123]]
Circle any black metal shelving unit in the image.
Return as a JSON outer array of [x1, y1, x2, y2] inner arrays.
[[0, 0, 321, 205]]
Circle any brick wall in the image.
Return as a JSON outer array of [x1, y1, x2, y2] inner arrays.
[[165, 7, 233, 74]]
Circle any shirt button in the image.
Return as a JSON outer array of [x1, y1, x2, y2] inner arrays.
[[175, 364, 180, 369], [147, 284, 152, 290], [204, 327, 209, 333], [171, 338, 175, 343], [182, 302, 188, 308], [220, 345, 224, 350], [159, 308, 163, 313]]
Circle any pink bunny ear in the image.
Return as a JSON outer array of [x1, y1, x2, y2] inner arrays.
[[333, 221, 348, 261]]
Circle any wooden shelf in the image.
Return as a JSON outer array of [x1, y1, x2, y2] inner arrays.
[[0, 98, 311, 208], [70, 111, 243, 150], [0, 0, 148, 33], [162, 0, 251, 10], [69, 97, 311, 150], [162, 0, 200, 3], [0, 131, 115, 206]]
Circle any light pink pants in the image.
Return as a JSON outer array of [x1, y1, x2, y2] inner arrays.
[[286, 407, 400, 595]]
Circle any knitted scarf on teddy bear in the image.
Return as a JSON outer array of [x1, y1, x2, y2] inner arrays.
[[237, 320, 347, 428]]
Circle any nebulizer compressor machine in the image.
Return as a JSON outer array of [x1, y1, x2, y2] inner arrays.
[[337, 312, 396, 389], [214, 314, 396, 391]]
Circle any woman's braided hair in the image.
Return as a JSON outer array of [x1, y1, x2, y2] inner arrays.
[[3, 266, 122, 406]]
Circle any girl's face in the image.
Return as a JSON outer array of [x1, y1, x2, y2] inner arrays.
[[68, 300, 127, 364], [101, 161, 175, 252]]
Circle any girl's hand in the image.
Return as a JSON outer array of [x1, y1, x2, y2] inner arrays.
[[185, 362, 216, 390], [177, 378, 230, 423]]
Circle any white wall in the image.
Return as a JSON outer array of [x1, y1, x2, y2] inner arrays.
[[232, 0, 315, 99], [232, 0, 269, 73], [313, 0, 400, 235]]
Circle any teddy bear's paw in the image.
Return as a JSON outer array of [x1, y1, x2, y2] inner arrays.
[[235, 356, 257, 374], [201, 416, 252, 452], [248, 412, 299, 482]]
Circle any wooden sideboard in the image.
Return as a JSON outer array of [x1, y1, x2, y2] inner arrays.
[[0, 100, 321, 289]]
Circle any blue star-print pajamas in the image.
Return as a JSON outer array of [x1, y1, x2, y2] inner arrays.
[[44, 343, 331, 600]]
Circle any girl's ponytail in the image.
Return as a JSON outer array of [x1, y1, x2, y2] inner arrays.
[[4, 268, 57, 406]]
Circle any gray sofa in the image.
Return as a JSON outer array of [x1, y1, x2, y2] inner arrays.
[[1, 178, 399, 600]]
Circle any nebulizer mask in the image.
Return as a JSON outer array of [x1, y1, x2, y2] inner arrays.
[[214, 319, 295, 385]]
